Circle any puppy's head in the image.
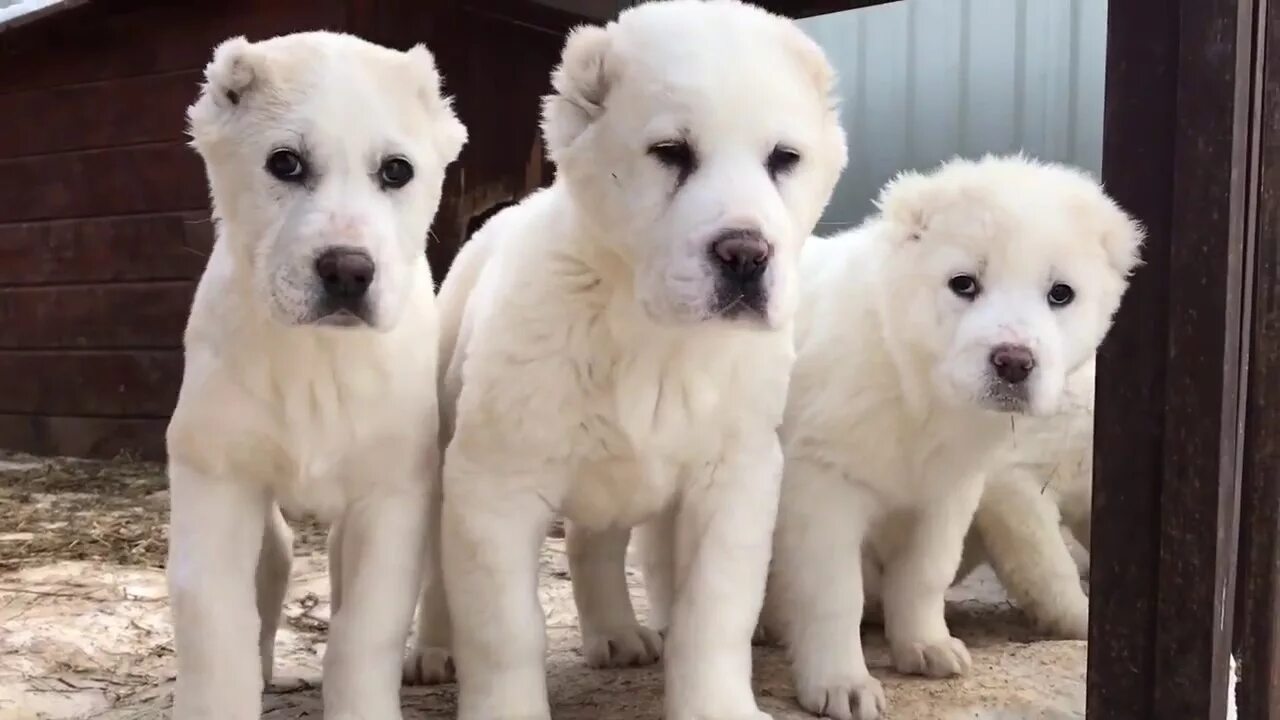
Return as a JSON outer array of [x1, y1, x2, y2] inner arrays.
[[188, 32, 467, 330], [541, 0, 847, 329], [874, 155, 1143, 416]]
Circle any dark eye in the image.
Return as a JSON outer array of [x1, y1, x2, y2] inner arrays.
[[379, 156, 414, 189], [1048, 282, 1075, 307], [648, 139, 697, 175], [265, 149, 306, 183], [948, 274, 980, 300], [767, 145, 801, 179]]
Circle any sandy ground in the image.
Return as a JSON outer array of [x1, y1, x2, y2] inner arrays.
[[0, 453, 1087, 720]]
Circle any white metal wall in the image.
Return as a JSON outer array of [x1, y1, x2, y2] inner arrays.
[[800, 0, 1109, 230]]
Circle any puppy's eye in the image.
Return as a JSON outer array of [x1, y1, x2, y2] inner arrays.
[[767, 145, 801, 179], [948, 274, 980, 300], [379, 156, 414, 190], [1048, 282, 1075, 307], [648, 140, 696, 175], [265, 149, 306, 183]]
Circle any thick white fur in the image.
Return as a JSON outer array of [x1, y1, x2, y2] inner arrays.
[[957, 360, 1095, 639], [167, 32, 464, 720], [405, 2, 846, 718], [763, 155, 1142, 720]]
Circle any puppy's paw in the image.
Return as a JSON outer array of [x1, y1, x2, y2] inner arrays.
[[796, 673, 886, 720], [582, 624, 663, 668], [402, 646, 455, 685], [891, 636, 971, 678]]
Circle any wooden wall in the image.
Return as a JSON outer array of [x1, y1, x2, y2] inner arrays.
[[0, 0, 571, 459]]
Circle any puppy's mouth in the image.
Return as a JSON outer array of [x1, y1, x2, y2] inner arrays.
[[978, 381, 1032, 414], [315, 309, 366, 327], [312, 303, 374, 328], [710, 286, 770, 326]]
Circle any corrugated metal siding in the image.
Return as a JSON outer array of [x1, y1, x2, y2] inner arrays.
[[800, 0, 1108, 229]]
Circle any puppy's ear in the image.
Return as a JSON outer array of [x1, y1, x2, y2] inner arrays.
[[406, 44, 468, 164], [204, 36, 262, 109], [187, 36, 265, 145], [784, 26, 840, 116], [541, 24, 613, 161], [875, 169, 943, 242], [1099, 204, 1146, 277]]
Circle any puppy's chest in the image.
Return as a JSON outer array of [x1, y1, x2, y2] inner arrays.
[[558, 332, 780, 529], [238, 352, 434, 519], [825, 402, 1007, 508]]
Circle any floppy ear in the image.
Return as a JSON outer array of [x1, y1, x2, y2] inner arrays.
[[875, 158, 993, 242], [540, 24, 613, 161], [874, 169, 944, 242], [406, 43, 468, 164], [1099, 203, 1146, 277], [187, 36, 266, 144]]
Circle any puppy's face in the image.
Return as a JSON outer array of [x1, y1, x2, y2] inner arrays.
[[542, 0, 847, 329], [188, 32, 466, 330], [876, 157, 1143, 416]]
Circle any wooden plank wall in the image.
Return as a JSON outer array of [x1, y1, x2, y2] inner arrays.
[[0, 0, 575, 460], [373, 0, 569, 274], [0, 0, 350, 459]]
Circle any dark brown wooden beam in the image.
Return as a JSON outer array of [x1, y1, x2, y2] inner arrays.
[[751, 0, 899, 18], [1234, 0, 1280, 715], [1090, 0, 1264, 718]]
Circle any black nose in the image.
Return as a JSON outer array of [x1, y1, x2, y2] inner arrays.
[[315, 247, 374, 301], [710, 229, 770, 282], [989, 344, 1036, 384]]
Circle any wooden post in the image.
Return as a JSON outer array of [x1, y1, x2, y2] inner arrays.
[[1089, 0, 1265, 718], [1235, 1, 1280, 716]]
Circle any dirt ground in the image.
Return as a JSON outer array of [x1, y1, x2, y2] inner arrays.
[[0, 452, 1086, 720]]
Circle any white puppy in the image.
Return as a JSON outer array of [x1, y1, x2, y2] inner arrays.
[[956, 359, 1095, 639], [166, 32, 465, 720], [764, 155, 1142, 720], [405, 2, 846, 718]]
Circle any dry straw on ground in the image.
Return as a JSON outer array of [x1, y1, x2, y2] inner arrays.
[[0, 452, 1086, 719]]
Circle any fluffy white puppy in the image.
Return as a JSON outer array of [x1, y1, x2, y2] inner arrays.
[[166, 32, 465, 720], [405, 2, 847, 718], [765, 155, 1142, 720], [956, 359, 1095, 639]]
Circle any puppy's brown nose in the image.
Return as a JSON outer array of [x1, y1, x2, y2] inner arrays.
[[711, 230, 770, 282], [989, 344, 1036, 385], [316, 247, 375, 301]]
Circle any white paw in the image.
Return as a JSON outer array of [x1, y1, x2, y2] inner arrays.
[[891, 636, 972, 678], [796, 673, 886, 720], [402, 645, 455, 685], [582, 624, 663, 668]]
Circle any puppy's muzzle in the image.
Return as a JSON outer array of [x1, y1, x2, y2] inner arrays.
[[983, 343, 1035, 412], [315, 246, 374, 324], [708, 228, 771, 320]]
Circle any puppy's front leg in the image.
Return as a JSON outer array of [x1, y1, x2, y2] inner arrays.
[[773, 457, 885, 720], [444, 455, 557, 720], [404, 482, 455, 686], [168, 463, 271, 720], [635, 504, 677, 633], [324, 483, 428, 719], [882, 476, 984, 678], [568, 523, 663, 668], [664, 443, 781, 720]]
